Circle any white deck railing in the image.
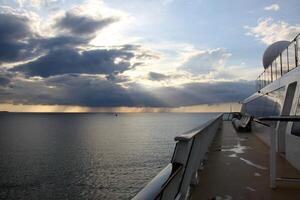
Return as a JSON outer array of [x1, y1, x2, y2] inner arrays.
[[132, 114, 223, 200]]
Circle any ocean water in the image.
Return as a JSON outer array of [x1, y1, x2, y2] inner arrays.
[[0, 113, 218, 200]]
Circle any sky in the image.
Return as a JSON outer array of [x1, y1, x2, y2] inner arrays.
[[0, 0, 299, 112]]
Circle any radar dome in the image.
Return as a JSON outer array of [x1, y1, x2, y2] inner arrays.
[[262, 41, 290, 69]]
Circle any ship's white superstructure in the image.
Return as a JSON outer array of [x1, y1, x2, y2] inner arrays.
[[242, 33, 300, 169]]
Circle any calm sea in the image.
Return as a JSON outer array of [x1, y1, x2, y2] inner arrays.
[[0, 113, 218, 200]]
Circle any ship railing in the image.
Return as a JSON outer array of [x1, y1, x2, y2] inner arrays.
[[257, 116, 300, 188], [132, 114, 223, 200], [256, 33, 300, 91]]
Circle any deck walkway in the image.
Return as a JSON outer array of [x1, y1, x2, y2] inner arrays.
[[191, 121, 300, 200]]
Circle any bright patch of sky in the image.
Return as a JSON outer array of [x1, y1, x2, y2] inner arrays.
[[104, 0, 299, 68]]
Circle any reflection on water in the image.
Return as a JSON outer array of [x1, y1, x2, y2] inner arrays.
[[0, 113, 217, 199]]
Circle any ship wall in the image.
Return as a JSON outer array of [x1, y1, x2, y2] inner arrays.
[[241, 66, 300, 170]]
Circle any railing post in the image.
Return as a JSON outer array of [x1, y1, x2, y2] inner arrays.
[[270, 126, 277, 188]]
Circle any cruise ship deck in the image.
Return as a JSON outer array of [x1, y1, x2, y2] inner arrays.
[[191, 121, 300, 200], [134, 34, 300, 200]]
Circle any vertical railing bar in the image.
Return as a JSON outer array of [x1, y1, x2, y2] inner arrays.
[[270, 126, 277, 188]]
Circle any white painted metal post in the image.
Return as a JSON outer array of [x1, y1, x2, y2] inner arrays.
[[270, 126, 277, 188]]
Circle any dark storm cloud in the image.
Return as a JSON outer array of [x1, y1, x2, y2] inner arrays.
[[0, 12, 36, 63], [0, 9, 120, 65], [0, 73, 255, 107], [0, 75, 10, 86], [0, 74, 162, 107], [0, 12, 31, 41], [0, 9, 144, 78], [55, 12, 118, 35], [34, 35, 90, 50], [152, 81, 256, 106], [45, 75, 162, 107], [148, 72, 169, 81], [11, 47, 135, 77], [120, 44, 140, 51], [0, 10, 88, 63], [0, 9, 146, 80]]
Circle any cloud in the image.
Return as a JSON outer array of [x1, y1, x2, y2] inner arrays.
[[0, 7, 145, 79], [0, 11, 32, 41], [264, 4, 280, 11], [0, 11, 38, 63], [0, 2, 257, 109], [163, 0, 174, 6], [0, 75, 10, 86], [148, 72, 169, 81], [152, 81, 255, 106], [35, 35, 90, 50], [55, 11, 118, 36], [16, 0, 58, 7], [245, 18, 300, 45], [180, 48, 231, 75], [0, 8, 88, 64], [0, 73, 255, 107], [0, 74, 161, 107], [11, 47, 136, 77]]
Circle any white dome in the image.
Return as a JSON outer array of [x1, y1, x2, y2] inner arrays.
[[262, 41, 290, 69]]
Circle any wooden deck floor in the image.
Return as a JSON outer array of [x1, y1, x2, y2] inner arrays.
[[191, 121, 300, 200]]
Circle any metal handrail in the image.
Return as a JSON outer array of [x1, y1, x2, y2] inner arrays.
[[253, 118, 271, 127], [259, 116, 300, 122], [132, 114, 223, 199], [175, 114, 223, 142], [256, 33, 300, 91]]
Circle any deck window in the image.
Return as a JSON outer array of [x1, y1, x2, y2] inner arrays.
[[276, 57, 281, 78], [270, 64, 273, 82], [264, 71, 267, 86], [292, 95, 300, 137], [281, 49, 289, 74], [288, 41, 296, 70], [265, 67, 269, 85], [272, 61, 277, 81], [259, 75, 262, 89], [245, 87, 285, 118], [256, 76, 260, 90], [262, 71, 265, 87], [267, 66, 272, 84], [297, 35, 300, 66]]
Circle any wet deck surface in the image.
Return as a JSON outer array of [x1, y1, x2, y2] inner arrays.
[[191, 121, 300, 200]]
